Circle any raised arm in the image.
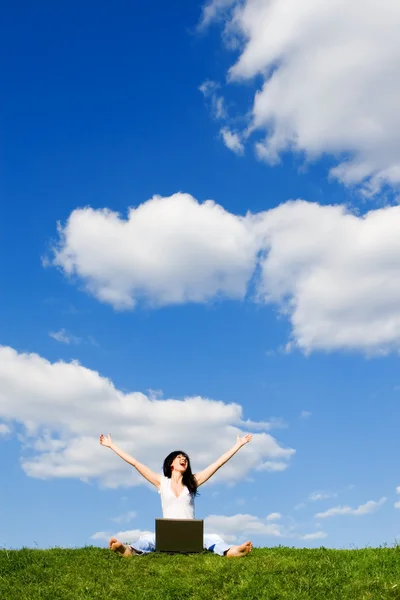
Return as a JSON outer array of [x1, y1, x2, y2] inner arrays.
[[194, 434, 252, 487], [100, 434, 160, 489]]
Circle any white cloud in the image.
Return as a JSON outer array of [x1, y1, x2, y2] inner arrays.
[[396, 486, 400, 494], [205, 513, 284, 541], [257, 201, 400, 354], [309, 491, 337, 502], [205, 512, 321, 543], [203, 0, 400, 193], [50, 193, 262, 310], [0, 345, 294, 487], [301, 531, 327, 541], [91, 529, 153, 544], [220, 128, 244, 155], [111, 511, 137, 524], [94, 513, 326, 545], [49, 329, 81, 345], [49, 196, 400, 354], [0, 423, 11, 436], [266, 512, 281, 521], [315, 498, 386, 518]]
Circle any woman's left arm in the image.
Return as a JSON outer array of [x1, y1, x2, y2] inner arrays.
[[194, 434, 253, 487]]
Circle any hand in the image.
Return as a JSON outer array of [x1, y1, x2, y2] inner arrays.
[[237, 433, 253, 447], [100, 433, 113, 449]]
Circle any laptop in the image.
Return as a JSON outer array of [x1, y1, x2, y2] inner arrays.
[[155, 518, 204, 553]]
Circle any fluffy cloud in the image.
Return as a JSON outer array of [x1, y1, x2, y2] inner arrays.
[[92, 514, 326, 545], [258, 201, 400, 353], [220, 128, 244, 155], [0, 345, 294, 487], [205, 513, 284, 542], [266, 512, 281, 521], [50, 194, 400, 354], [203, 0, 400, 193], [315, 498, 386, 518], [205, 513, 326, 543], [91, 529, 152, 544], [50, 193, 262, 310]]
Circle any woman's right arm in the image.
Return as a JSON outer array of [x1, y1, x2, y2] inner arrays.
[[100, 433, 160, 489]]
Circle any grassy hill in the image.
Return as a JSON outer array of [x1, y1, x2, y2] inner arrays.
[[1, 546, 399, 599]]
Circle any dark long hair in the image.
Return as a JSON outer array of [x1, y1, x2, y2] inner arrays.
[[163, 450, 199, 497]]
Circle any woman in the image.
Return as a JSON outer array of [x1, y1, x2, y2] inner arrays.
[[99, 433, 253, 558]]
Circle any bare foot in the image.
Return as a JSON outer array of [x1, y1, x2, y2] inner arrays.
[[225, 541, 253, 558], [109, 537, 135, 558]]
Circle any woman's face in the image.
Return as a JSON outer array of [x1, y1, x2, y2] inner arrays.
[[171, 454, 188, 474]]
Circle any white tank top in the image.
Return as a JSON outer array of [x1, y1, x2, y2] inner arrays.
[[158, 475, 195, 519]]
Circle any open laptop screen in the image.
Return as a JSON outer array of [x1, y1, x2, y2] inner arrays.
[[155, 519, 204, 553]]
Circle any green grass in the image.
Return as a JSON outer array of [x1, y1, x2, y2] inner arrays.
[[1, 546, 399, 600]]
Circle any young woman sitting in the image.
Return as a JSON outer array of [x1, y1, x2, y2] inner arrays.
[[99, 433, 253, 558]]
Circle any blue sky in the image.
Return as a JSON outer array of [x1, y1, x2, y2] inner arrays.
[[1, 0, 400, 550]]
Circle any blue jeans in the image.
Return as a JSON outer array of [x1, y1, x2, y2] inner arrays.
[[131, 532, 230, 556]]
